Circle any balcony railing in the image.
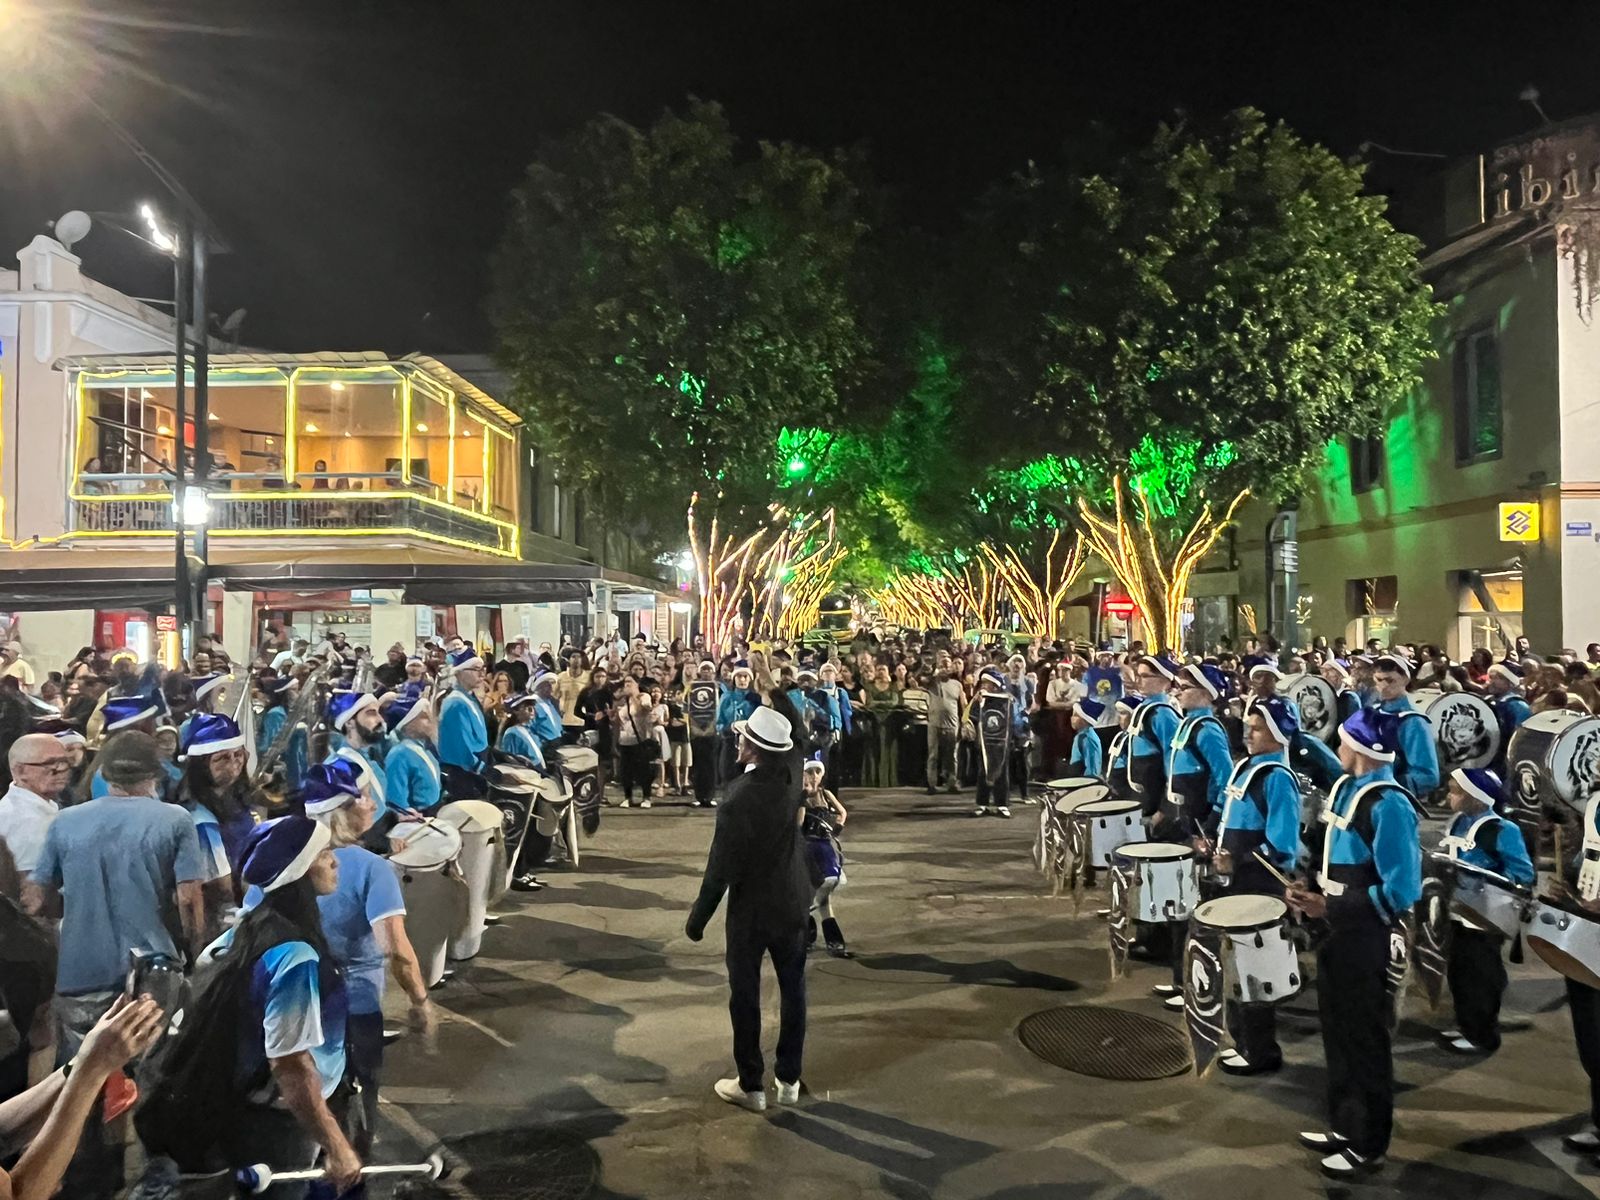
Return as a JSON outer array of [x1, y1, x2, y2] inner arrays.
[[69, 486, 517, 556]]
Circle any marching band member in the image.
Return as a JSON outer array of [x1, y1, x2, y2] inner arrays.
[[326, 691, 389, 811], [1437, 767, 1534, 1055], [528, 671, 567, 757], [1286, 708, 1422, 1179], [1320, 659, 1362, 725], [1484, 662, 1532, 779], [1164, 663, 1234, 834], [1369, 652, 1440, 798], [176, 671, 228, 748], [1198, 699, 1302, 1070], [801, 760, 851, 958], [1127, 656, 1181, 818], [382, 693, 441, 814], [436, 647, 489, 774], [498, 693, 548, 766], [1551, 792, 1600, 1161], [1067, 697, 1107, 779], [257, 673, 309, 793], [816, 661, 853, 785], [1106, 694, 1142, 797], [1243, 662, 1300, 727], [971, 666, 1015, 818], [175, 712, 254, 938]]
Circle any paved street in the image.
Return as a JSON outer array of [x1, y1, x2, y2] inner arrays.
[[376, 790, 1600, 1200]]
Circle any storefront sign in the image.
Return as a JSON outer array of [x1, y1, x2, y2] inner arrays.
[[155, 614, 178, 633], [1568, 521, 1594, 537], [1104, 597, 1138, 620], [1498, 502, 1540, 542]]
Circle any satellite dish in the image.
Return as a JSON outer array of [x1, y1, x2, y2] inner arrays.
[[51, 210, 92, 251]]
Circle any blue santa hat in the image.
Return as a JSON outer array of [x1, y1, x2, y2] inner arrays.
[[299, 763, 363, 817], [1324, 659, 1352, 683], [448, 646, 484, 671], [103, 694, 161, 732], [1252, 696, 1299, 747], [1489, 660, 1524, 690], [1248, 661, 1284, 681], [406, 653, 425, 666], [1452, 767, 1505, 810], [1373, 652, 1414, 679], [240, 816, 331, 893], [261, 673, 295, 697], [1073, 697, 1107, 725], [1182, 662, 1231, 701], [326, 690, 379, 732], [1339, 707, 1400, 763], [530, 670, 557, 691], [507, 691, 540, 710], [1115, 694, 1143, 719], [385, 692, 432, 734], [189, 672, 228, 701], [1142, 654, 1180, 682], [180, 712, 244, 759]]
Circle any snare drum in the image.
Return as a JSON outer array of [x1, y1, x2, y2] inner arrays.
[[1191, 894, 1301, 1004], [554, 745, 601, 775], [1046, 776, 1104, 794], [1507, 709, 1600, 817], [438, 800, 507, 961], [1113, 842, 1198, 923], [1523, 900, 1600, 990], [1437, 854, 1530, 940], [1075, 796, 1146, 866], [390, 820, 468, 987]]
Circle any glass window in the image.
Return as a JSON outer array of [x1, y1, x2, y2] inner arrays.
[[1458, 568, 1522, 652], [1454, 327, 1503, 464], [203, 379, 289, 487], [1349, 435, 1384, 495], [454, 406, 489, 510], [527, 446, 542, 532], [292, 376, 403, 493], [485, 423, 517, 522], [406, 381, 451, 499]]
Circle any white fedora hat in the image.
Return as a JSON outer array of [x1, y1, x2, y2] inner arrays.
[[733, 705, 794, 753]]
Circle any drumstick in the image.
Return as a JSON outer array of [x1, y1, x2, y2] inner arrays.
[[1251, 849, 1296, 890]]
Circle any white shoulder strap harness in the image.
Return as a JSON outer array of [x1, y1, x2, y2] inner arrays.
[[1580, 794, 1600, 902], [1439, 809, 1500, 861], [1216, 758, 1287, 836], [1316, 777, 1399, 897], [335, 745, 386, 808]]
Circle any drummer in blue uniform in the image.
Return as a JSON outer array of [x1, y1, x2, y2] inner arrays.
[[382, 693, 441, 814], [1320, 659, 1362, 725], [1190, 698, 1303, 1073], [1484, 661, 1532, 778], [1369, 652, 1440, 798], [1106, 694, 1142, 797], [1067, 697, 1107, 779], [527, 671, 566, 758], [436, 647, 489, 774], [326, 690, 389, 810], [1436, 766, 1534, 1055], [257, 672, 309, 792], [1285, 708, 1422, 1179], [498, 692, 547, 766], [1127, 654, 1181, 818]]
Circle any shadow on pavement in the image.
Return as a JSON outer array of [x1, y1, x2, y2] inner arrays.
[[769, 1099, 997, 1194], [852, 951, 1080, 992]]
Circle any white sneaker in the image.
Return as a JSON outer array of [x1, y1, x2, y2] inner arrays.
[[713, 1078, 767, 1112], [618, 798, 631, 808], [640, 798, 652, 809], [1163, 994, 1186, 1012], [996, 806, 1012, 819], [973, 807, 987, 818], [709, 799, 719, 807], [774, 1079, 801, 1105]]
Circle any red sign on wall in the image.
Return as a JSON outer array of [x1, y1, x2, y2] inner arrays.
[[155, 614, 178, 633], [1103, 597, 1138, 620]]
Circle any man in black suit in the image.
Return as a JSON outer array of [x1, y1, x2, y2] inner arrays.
[[686, 704, 811, 1112]]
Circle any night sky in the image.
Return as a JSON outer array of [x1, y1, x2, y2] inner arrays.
[[5, 1, 1599, 355]]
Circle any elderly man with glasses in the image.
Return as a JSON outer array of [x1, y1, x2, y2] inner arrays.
[[0, 734, 73, 902]]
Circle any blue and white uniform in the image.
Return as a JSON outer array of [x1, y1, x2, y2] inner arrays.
[[1165, 708, 1233, 828], [1377, 695, 1441, 799], [436, 687, 489, 772], [383, 738, 442, 813], [1068, 725, 1104, 779], [498, 720, 548, 769]]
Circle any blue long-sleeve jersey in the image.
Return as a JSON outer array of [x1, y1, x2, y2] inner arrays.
[[259, 704, 309, 792], [1130, 696, 1179, 759], [1442, 809, 1535, 885], [717, 688, 760, 733], [1167, 709, 1234, 818], [1489, 694, 1532, 775], [383, 736, 441, 813], [1068, 725, 1104, 779], [498, 722, 548, 770], [1215, 749, 1301, 872], [1321, 765, 1423, 926], [1379, 696, 1441, 798], [1293, 733, 1343, 791], [531, 696, 564, 746], [436, 687, 489, 771]]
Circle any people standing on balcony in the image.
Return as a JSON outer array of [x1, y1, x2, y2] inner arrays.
[[382, 694, 441, 814]]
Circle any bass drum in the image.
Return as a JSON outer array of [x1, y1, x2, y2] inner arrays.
[[1282, 673, 1338, 746], [1415, 689, 1499, 772], [1507, 709, 1600, 818]]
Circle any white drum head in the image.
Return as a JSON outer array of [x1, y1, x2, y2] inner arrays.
[[1047, 777, 1102, 791], [1114, 842, 1193, 863], [555, 746, 600, 772], [390, 820, 462, 870], [1076, 797, 1142, 819], [1195, 893, 1287, 930], [1421, 691, 1499, 771], [1054, 785, 1110, 814], [436, 800, 503, 834], [1283, 673, 1338, 744]]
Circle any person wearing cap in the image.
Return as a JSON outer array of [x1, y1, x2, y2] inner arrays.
[[166, 816, 362, 1195], [437, 648, 489, 775], [382, 694, 441, 814], [1106, 694, 1142, 796], [25, 731, 205, 1199], [1127, 655, 1182, 818], [176, 713, 264, 938], [526, 672, 566, 756], [1185, 698, 1304, 1071], [969, 666, 1015, 817], [175, 671, 228, 750], [88, 694, 175, 801], [685, 705, 811, 1113], [257, 672, 309, 794], [1370, 652, 1440, 799], [717, 665, 761, 789], [1319, 659, 1362, 726], [1485, 661, 1532, 779], [1164, 664, 1235, 835], [0, 642, 35, 692], [398, 654, 429, 703], [1285, 708, 1422, 1179], [1242, 661, 1300, 729], [801, 759, 851, 958], [294, 767, 434, 1153], [498, 692, 547, 767], [1435, 768, 1534, 1055], [325, 691, 390, 811], [1066, 698, 1108, 779]]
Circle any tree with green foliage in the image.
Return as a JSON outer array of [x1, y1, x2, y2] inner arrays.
[[961, 108, 1439, 649], [491, 99, 880, 548]]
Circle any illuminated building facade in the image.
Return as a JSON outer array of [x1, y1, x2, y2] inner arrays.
[[1228, 116, 1600, 658], [0, 231, 669, 667]]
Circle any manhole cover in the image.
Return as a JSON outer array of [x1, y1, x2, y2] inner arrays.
[[408, 1127, 598, 1200], [1017, 1004, 1193, 1080]]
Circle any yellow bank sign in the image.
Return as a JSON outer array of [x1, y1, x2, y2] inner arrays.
[[1499, 502, 1540, 542]]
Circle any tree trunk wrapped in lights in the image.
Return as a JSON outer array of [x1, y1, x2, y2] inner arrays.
[[942, 561, 1001, 632], [979, 529, 1088, 639], [748, 510, 845, 641], [1076, 476, 1249, 653], [687, 492, 774, 655]]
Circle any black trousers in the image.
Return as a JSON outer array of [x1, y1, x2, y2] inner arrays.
[[1316, 920, 1394, 1158], [1567, 977, 1600, 1129], [618, 741, 654, 800], [1227, 1002, 1281, 1067], [1448, 925, 1507, 1050], [976, 760, 1011, 808], [690, 734, 719, 801], [726, 924, 808, 1093]]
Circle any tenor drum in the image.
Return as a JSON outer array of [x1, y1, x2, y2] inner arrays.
[[1076, 796, 1146, 866], [1192, 894, 1301, 1004], [1437, 854, 1530, 939], [1417, 690, 1499, 772], [1113, 842, 1199, 923], [1523, 900, 1600, 990], [438, 800, 507, 961], [1046, 776, 1104, 794], [555, 745, 601, 774], [390, 820, 468, 988], [1282, 673, 1338, 746], [1507, 709, 1600, 817]]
